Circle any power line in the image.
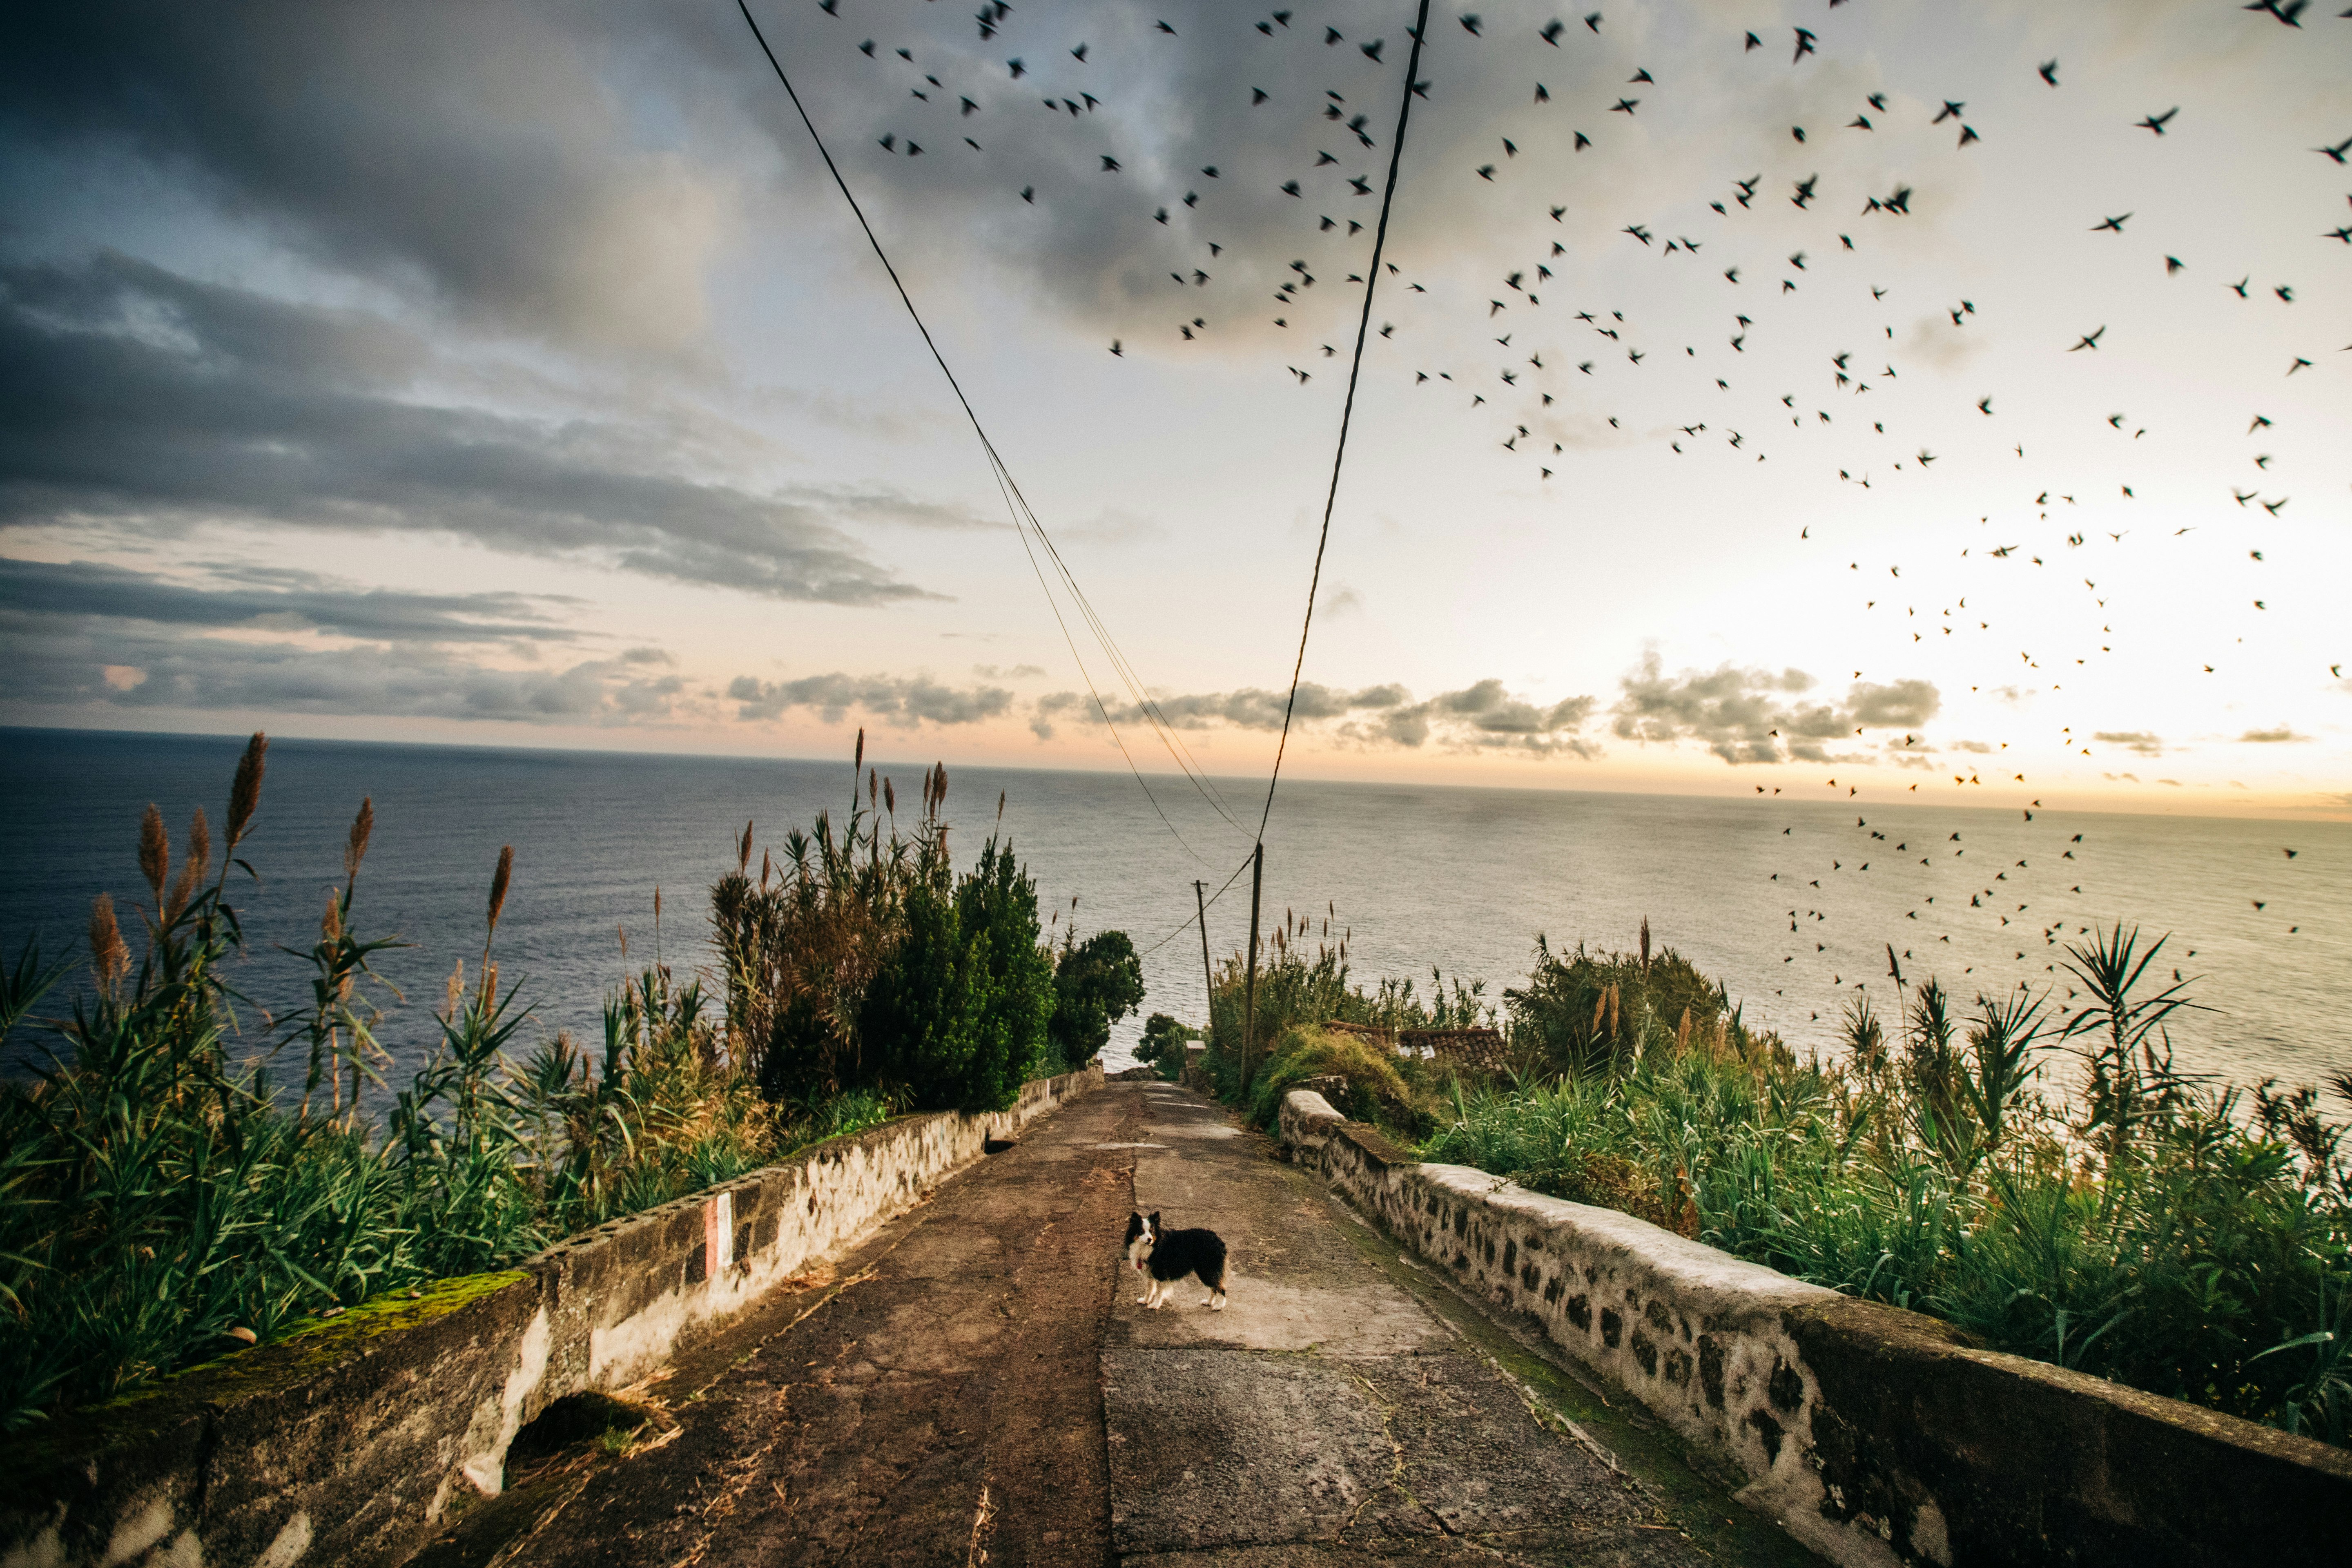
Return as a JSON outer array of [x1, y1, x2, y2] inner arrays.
[[1140, 846, 1256, 957], [1257, 0, 1433, 845], [736, 0, 1246, 858]]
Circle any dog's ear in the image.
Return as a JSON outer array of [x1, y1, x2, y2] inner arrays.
[[1149, 1211, 1162, 1227]]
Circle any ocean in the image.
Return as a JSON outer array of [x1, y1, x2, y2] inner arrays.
[[2, 727, 2345, 1099]]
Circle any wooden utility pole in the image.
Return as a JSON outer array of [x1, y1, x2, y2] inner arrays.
[[1194, 879, 1215, 1040], [1242, 842, 1264, 1094]]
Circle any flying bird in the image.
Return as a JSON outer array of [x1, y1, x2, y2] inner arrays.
[[2137, 107, 2179, 134], [2039, 59, 2060, 86], [2070, 326, 2107, 351], [2091, 213, 2131, 232], [1793, 27, 1816, 62]]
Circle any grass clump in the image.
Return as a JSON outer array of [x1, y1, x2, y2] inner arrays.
[[1243, 1024, 1419, 1130]]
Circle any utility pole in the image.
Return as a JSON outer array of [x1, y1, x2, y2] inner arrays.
[[1194, 879, 1215, 1041], [1242, 842, 1264, 1095]]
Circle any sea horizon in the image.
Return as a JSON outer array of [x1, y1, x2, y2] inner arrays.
[[4, 725, 2346, 1099]]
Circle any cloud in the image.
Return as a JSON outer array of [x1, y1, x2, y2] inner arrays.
[[726, 672, 1014, 727], [0, 555, 585, 643], [0, 553, 703, 725], [1, 622, 688, 724], [1610, 651, 1940, 765], [2237, 727, 2307, 744], [0, 255, 942, 604], [1030, 676, 1597, 755], [2095, 730, 2165, 757]]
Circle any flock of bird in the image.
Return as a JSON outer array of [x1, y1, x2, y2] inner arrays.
[[766, 0, 2342, 1033]]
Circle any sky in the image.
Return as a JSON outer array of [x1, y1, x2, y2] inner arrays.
[[2, 0, 2348, 821]]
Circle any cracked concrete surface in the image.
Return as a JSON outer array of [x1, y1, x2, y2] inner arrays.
[[1105, 1083, 1710, 1567]]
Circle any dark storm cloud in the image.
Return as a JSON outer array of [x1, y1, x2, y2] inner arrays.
[[1030, 677, 1598, 756], [1611, 651, 1941, 765], [0, 4, 734, 351], [0, 555, 584, 643], [0, 255, 941, 603], [0, 1, 1722, 355], [726, 672, 1015, 727]]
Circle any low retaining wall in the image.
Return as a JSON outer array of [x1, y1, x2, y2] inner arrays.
[[2, 1065, 1101, 1568], [1279, 1088, 2351, 1568]]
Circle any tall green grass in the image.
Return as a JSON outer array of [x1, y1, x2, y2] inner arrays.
[[0, 738, 903, 1429], [1418, 928, 2352, 1444]]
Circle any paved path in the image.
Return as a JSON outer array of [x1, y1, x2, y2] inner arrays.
[[420, 1082, 1815, 1568]]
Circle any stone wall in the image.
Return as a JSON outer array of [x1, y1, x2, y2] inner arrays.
[[1, 1065, 1101, 1568], [1279, 1088, 2352, 1568]]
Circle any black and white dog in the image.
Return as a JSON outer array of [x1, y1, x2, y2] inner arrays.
[[1122, 1211, 1229, 1311]]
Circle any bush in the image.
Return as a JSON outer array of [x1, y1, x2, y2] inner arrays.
[[1504, 928, 1781, 1080], [1197, 908, 1488, 1107], [712, 758, 1076, 1115], [1242, 1024, 1423, 1132]]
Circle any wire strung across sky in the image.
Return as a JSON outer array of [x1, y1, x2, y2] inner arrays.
[[1139, 0, 1435, 964], [738, 0, 1433, 965], [738, 0, 1249, 864], [1256, 0, 1433, 847]]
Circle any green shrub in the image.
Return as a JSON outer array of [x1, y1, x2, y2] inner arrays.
[[712, 757, 1079, 1115], [1504, 930, 1775, 1080], [1242, 1024, 1422, 1132]]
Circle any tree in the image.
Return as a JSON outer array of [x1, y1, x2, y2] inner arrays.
[[1048, 930, 1144, 1071], [862, 836, 1055, 1114], [1137, 1012, 1197, 1068]]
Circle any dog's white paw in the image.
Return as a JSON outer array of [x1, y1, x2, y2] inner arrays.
[[1211, 1297, 1226, 1311]]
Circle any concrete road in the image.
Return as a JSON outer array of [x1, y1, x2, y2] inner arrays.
[[418, 1081, 1816, 1568]]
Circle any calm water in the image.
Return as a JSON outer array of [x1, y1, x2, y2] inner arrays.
[[2, 727, 2345, 1097]]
